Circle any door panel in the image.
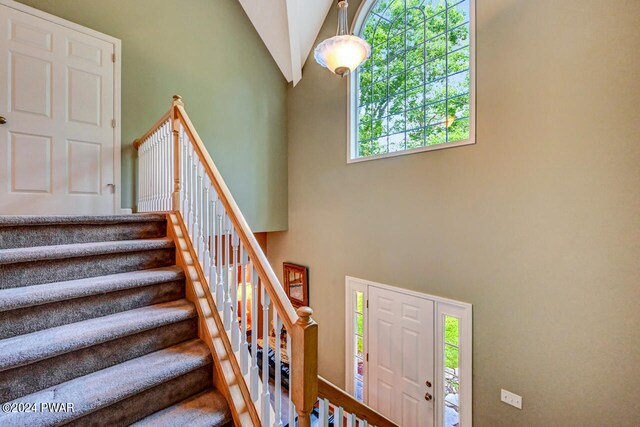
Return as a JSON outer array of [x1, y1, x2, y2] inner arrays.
[[0, 4, 115, 214], [369, 286, 434, 427]]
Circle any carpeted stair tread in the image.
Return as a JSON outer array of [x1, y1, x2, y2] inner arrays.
[[0, 266, 184, 312], [0, 214, 166, 227], [0, 238, 174, 265], [0, 339, 212, 427], [0, 299, 196, 372], [131, 389, 231, 427]]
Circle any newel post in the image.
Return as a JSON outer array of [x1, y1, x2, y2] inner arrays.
[[292, 306, 318, 427], [171, 95, 183, 211]]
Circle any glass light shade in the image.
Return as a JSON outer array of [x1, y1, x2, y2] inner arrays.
[[314, 35, 371, 76]]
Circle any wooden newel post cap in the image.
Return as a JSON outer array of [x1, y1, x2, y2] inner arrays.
[[297, 306, 313, 318], [172, 95, 183, 106], [296, 306, 314, 325]]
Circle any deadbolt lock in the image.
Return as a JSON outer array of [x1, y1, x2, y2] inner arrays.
[[425, 380, 432, 388], [0, 116, 6, 125]]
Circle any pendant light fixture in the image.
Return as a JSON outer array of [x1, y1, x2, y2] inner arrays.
[[314, 0, 371, 77]]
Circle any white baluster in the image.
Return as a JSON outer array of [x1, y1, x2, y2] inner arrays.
[[216, 202, 225, 307], [154, 130, 159, 211], [223, 216, 232, 331], [202, 175, 211, 273], [150, 133, 155, 210], [335, 406, 344, 427], [250, 263, 260, 402], [287, 331, 295, 427], [137, 142, 143, 211], [159, 126, 163, 210], [319, 398, 328, 427], [162, 125, 166, 209], [197, 163, 205, 257], [240, 244, 249, 374], [273, 312, 283, 427], [209, 188, 218, 297], [181, 128, 188, 216], [261, 290, 271, 425], [188, 144, 195, 235], [347, 412, 356, 427], [165, 121, 172, 210], [231, 231, 240, 351], [193, 159, 201, 250]]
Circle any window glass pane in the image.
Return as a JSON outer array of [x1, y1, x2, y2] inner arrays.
[[355, 356, 364, 379], [445, 315, 459, 346], [354, 0, 473, 159], [355, 379, 364, 402], [355, 291, 364, 313], [356, 313, 364, 336], [444, 314, 460, 427], [356, 334, 364, 359]]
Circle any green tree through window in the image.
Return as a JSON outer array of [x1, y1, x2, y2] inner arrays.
[[356, 0, 472, 158]]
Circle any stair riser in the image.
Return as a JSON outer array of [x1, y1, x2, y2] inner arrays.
[[0, 222, 167, 249], [0, 248, 176, 289], [0, 318, 197, 403], [0, 281, 185, 339], [66, 364, 212, 427]]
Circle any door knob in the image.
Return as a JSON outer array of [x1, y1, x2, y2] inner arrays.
[[424, 392, 433, 401], [0, 116, 6, 125], [107, 183, 115, 193]]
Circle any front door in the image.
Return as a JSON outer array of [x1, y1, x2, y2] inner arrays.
[[368, 285, 435, 427], [0, 3, 116, 214]]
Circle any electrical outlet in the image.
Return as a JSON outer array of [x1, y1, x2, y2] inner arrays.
[[501, 389, 522, 409]]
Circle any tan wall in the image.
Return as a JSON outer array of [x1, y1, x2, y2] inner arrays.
[[267, 0, 640, 425], [17, 0, 288, 232]]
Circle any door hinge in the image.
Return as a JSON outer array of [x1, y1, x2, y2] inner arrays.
[[366, 353, 369, 362], [111, 53, 116, 63], [111, 119, 116, 128], [366, 300, 369, 309]]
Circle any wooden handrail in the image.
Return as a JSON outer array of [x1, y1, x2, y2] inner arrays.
[[318, 377, 399, 427], [132, 109, 171, 149], [173, 105, 298, 330]]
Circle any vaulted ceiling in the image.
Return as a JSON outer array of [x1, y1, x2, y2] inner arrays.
[[238, 0, 334, 85]]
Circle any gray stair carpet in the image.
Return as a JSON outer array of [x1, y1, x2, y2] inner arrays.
[[0, 214, 231, 427]]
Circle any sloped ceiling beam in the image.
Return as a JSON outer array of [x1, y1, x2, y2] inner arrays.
[[239, 0, 333, 85]]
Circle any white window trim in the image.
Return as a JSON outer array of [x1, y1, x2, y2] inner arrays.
[[345, 276, 473, 426], [436, 299, 473, 427], [347, 0, 477, 163]]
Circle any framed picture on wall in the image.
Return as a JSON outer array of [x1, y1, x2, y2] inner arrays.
[[283, 262, 309, 308]]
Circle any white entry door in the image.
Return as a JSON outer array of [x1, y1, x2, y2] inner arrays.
[[0, 2, 118, 214], [369, 285, 435, 427]]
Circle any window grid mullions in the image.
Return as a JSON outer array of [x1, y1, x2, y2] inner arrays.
[[357, 0, 471, 158], [370, 0, 467, 49]]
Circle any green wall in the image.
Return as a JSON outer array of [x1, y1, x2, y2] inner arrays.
[[18, 0, 288, 232], [267, 0, 640, 425]]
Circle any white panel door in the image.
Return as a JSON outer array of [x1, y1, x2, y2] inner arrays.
[[0, 4, 116, 214], [369, 286, 435, 427]]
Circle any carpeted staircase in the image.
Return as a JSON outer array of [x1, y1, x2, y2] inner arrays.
[[0, 214, 232, 427]]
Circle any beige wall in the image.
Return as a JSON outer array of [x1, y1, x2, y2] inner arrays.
[[268, 0, 640, 425], [17, 0, 288, 232]]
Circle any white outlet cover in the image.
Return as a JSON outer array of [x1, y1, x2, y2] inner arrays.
[[501, 389, 523, 409]]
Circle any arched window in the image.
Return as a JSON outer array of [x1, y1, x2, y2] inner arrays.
[[349, 0, 475, 161]]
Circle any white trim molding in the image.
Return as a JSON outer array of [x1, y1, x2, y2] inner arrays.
[[345, 275, 473, 427]]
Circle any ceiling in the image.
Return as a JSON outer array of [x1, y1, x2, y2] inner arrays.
[[238, 0, 334, 85]]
